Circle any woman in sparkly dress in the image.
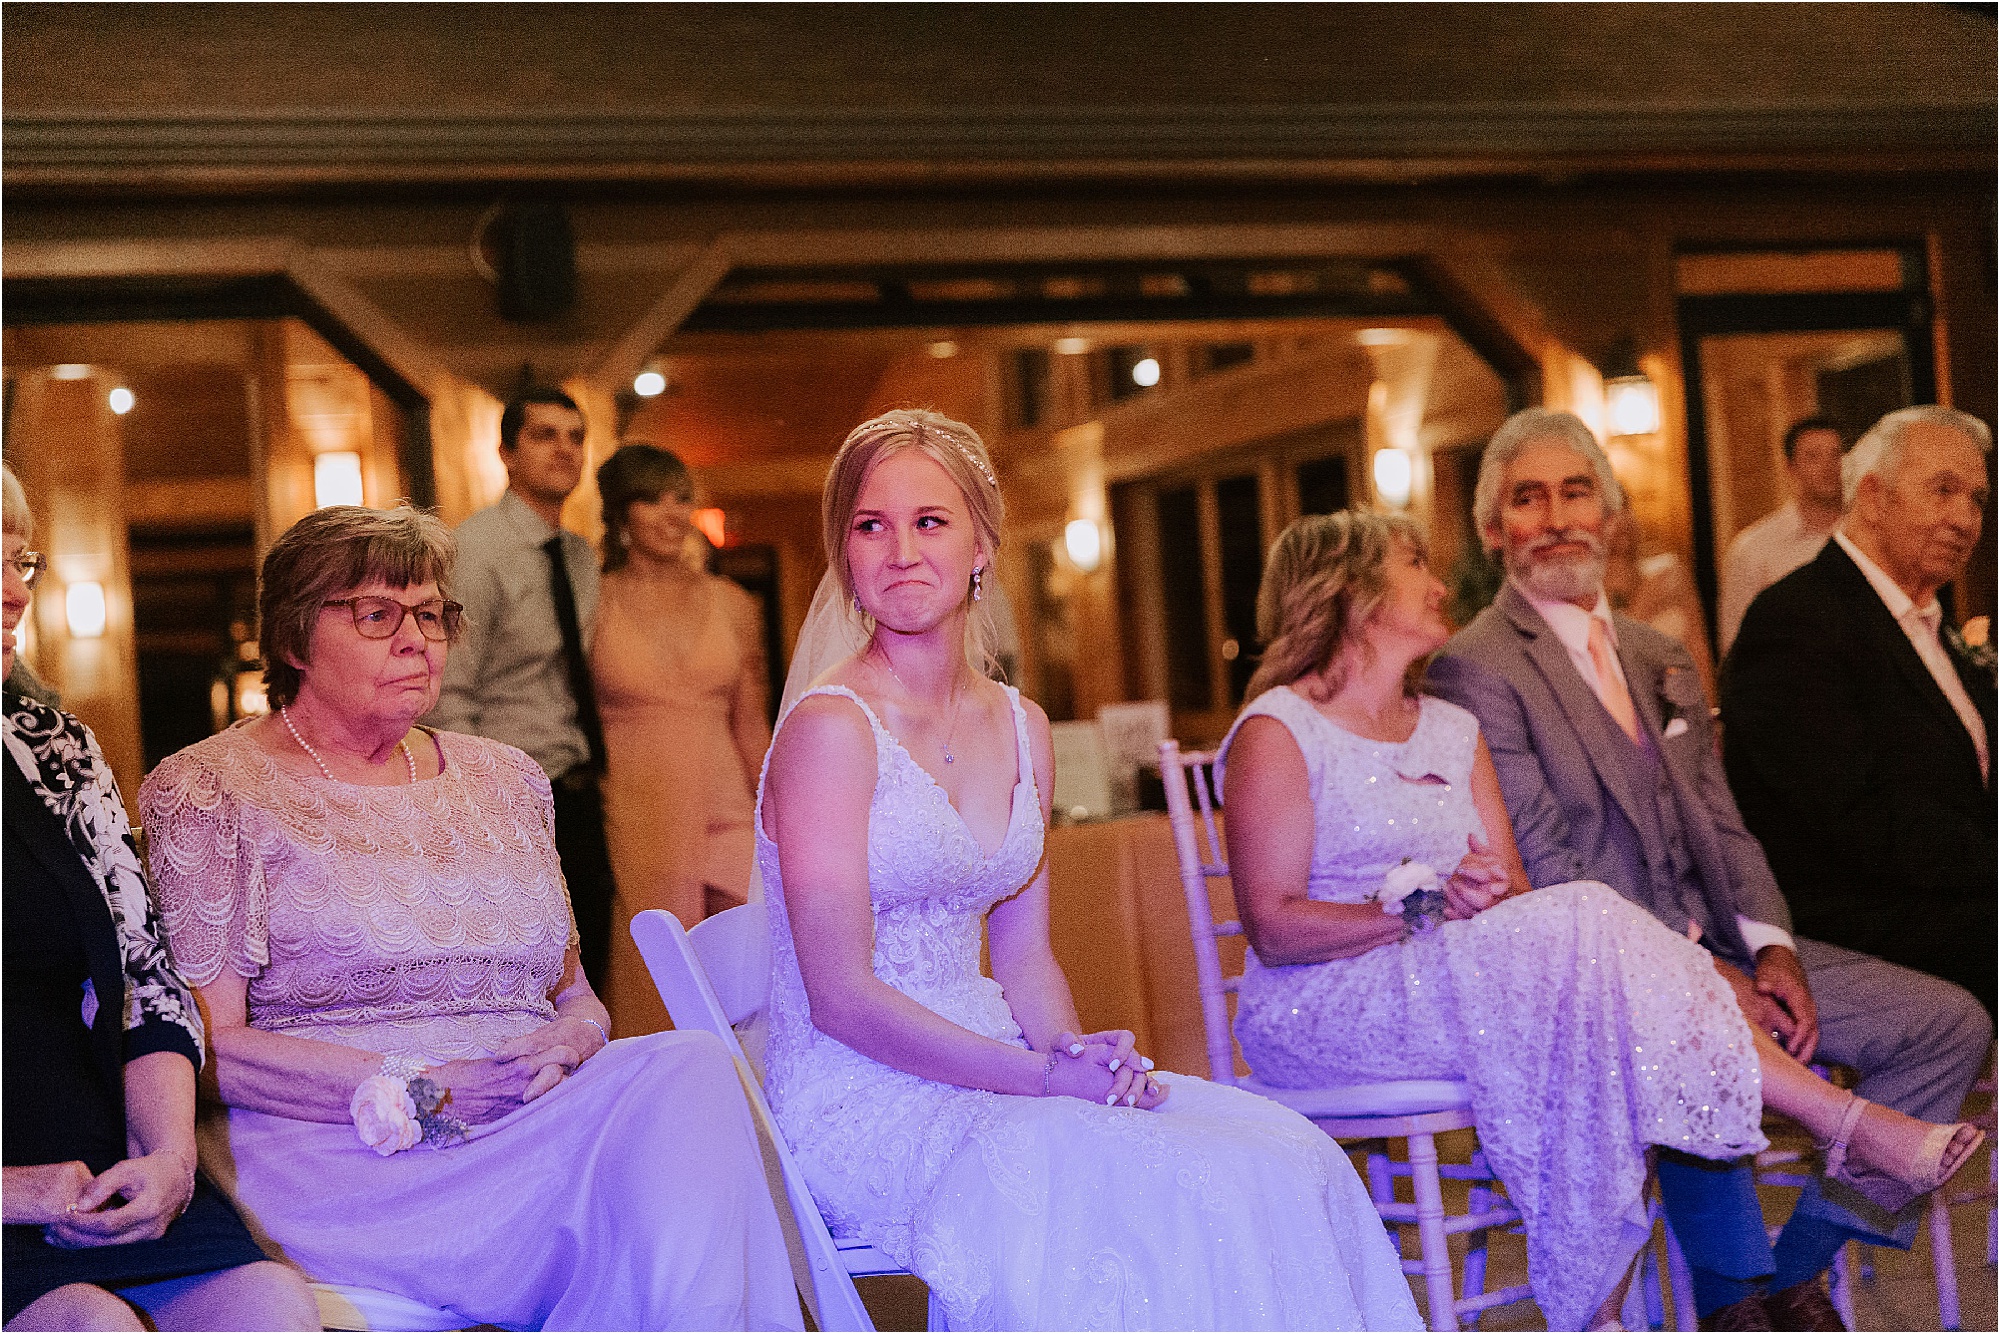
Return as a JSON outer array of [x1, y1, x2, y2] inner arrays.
[[140, 505, 798, 1331], [1219, 510, 1982, 1330]]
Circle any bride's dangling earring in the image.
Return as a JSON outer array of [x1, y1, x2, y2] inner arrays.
[[972, 566, 985, 602]]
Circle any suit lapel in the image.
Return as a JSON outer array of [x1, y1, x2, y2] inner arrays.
[[1823, 545, 1984, 777], [4, 755, 129, 1094], [1498, 584, 1653, 837]]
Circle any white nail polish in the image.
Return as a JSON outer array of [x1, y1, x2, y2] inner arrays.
[[1108, 1059, 1120, 1072], [1140, 1056, 1155, 1071], [1124, 1093, 1137, 1106], [1068, 1043, 1084, 1056]]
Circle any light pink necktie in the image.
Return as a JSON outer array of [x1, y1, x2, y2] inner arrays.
[[1586, 616, 1642, 744]]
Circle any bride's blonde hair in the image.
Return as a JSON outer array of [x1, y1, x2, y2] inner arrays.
[[1245, 510, 1429, 703], [821, 408, 1006, 675]]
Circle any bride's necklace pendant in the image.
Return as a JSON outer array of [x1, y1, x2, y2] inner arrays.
[[876, 648, 964, 765]]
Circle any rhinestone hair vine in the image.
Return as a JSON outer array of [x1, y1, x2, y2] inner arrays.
[[917, 423, 998, 491]]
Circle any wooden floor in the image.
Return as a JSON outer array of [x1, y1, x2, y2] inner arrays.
[[853, 1119, 1995, 1332]]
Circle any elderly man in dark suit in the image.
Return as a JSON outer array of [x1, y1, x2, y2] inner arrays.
[[1428, 408, 1990, 1331], [1723, 405, 1996, 1015]]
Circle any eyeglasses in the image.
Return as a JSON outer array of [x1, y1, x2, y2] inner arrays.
[[7, 551, 47, 591], [322, 596, 464, 643]]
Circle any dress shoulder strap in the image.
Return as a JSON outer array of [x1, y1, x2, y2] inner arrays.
[[1001, 684, 1035, 791], [1216, 685, 1328, 796]]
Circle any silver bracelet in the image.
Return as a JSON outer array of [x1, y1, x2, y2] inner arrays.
[[582, 1017, 610, 1049], [1040, 1049, 1059, 1097]]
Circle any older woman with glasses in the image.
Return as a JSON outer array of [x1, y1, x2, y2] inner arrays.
[[139, 506, 798, 1331]]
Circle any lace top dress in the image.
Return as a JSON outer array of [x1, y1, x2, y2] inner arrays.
[[758, 685, 1421, 1331], [1217, 687, 1766, 1330], [140, 724, 799, 1332]]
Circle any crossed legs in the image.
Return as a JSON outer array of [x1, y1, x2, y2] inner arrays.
[[1659, 938, 1992, 1317]]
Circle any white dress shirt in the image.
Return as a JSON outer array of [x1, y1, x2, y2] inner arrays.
[[1833, 530, 1990, 781], [424, 489, 600, 781], [1514, 580, 1796, 956], [1718, 501, 1836, 657]]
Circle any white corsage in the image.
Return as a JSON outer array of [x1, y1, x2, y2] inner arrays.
[[350, 1075, 422, 1157], [349, 1055, 470, 1156], [1377, 859, 1449, 939]]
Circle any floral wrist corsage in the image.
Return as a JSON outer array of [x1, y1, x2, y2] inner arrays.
[[350, 1054, 470, 1156], [1376, 859, 1448, 940]]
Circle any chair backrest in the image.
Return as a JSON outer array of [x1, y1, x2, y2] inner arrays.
[[629, 905, 877, 1332], [1157, 739, 1246, 1087]]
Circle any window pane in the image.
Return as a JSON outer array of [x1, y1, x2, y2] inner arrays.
[[1155, 486, 1210, 710], [1216, 473, 1263, 706], [1295, 455, 1349, 516]]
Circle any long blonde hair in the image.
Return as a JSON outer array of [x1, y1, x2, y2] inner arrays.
[[1246, 510, 1429, 702], [821, 408, 1005, 674]]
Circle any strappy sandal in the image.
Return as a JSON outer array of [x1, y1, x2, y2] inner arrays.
[[1821, 1090, 1986, 1213]]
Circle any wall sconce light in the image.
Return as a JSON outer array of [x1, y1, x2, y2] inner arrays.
[[313, 451, 365, 508], [1372, 448, 1414, 510], [1601, 337, 1661, 437], [66, 582, 107, 638], [107, 386, 135, 416], [1063, 518, 1104, 572], [633, 369, 667, 397], [692, 508, 727, 548]]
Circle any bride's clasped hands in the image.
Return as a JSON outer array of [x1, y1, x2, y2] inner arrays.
[[1045, 1029, 1167, 1109]]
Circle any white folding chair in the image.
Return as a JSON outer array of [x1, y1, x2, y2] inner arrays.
[[630, 905, 937, 1332], [311, 1282, 464, 1331], [1159, 739, 1536, 1331]]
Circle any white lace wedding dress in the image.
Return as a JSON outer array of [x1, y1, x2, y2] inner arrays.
[[1217, 687, 1767, 1331], [758, 685, 1420, 1331]]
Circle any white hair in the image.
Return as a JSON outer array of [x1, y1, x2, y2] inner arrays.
[[1842, 406, 1993, 510], [1472, 408, 1625, 542], [2, 465, 31, 542]]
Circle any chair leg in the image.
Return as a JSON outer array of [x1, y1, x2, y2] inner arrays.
[[1461, 1177, 1491, 1303], [1828, 1242, 1856, 1332], [1408, 1131, 1460, 1331], [1929, 1189, 1961, 1331], [1663, 1219, 1698, 1332]]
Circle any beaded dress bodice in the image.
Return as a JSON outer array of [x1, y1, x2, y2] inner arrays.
[[759, 685, 1043, 1106], [141, 725, 574, 1064]]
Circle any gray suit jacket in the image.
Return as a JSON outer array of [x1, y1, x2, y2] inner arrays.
[[1426, 582, 1792, 969]]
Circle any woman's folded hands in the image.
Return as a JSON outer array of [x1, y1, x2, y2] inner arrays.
[[1444, 833, 1511, 920], [1047, 1029, 1168, 1110], [34, 1149, 194, 1248]]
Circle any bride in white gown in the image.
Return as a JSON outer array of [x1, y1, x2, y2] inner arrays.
[[1217, 510, 1984, 1331], [755, 410, 1420, 1331]]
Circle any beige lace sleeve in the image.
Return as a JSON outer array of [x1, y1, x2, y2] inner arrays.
[[489, 739, 580, 955], [138, 747, 269, 988]]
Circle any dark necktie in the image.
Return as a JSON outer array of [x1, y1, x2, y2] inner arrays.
[[543, 534, 607, 772]]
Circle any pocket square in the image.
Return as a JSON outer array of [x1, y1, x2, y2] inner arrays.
[[1662, 717, 1690, 739]]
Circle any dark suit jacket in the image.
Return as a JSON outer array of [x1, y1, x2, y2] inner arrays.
[[1721, 540, 1997, 1010], [1427, 582, 1792, 972]]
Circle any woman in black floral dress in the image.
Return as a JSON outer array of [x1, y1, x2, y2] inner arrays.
[[2, 466, 315, 1332]]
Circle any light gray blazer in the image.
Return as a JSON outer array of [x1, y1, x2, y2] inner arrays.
[[1426, 582, 1792, 970]]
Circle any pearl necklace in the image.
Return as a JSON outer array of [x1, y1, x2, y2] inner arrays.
[[875, 651, 966, 764], [281, 705, 416, 784]]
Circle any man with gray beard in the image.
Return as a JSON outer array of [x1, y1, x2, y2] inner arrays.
[[1427, 409, 1989, 1331]]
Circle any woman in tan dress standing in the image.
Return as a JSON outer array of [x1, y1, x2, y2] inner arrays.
[[593, 444, 772, 1036]]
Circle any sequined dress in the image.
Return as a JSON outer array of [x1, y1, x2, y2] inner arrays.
[[1218, 688, 1766, 1330], [758, 686, 1421, 1331], [140, 724, 800, 1332]]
